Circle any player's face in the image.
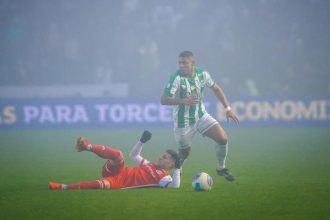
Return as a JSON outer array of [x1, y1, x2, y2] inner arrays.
[[158, 152, 175, 170], [178, 56, 194, 76]]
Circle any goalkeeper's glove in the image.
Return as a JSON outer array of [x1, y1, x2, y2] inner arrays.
[[140, 130, 152, 143]]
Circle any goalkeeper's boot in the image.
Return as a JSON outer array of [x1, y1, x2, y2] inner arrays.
[[49, 182, 63, 190], [216, 168, 235, 182], [75, 137, 89, 152]]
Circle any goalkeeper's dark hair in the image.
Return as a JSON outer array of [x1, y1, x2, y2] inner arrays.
[[166, 149, 180, 164], [179, 50, 194, 58]]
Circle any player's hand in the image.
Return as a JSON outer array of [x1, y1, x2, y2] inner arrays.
[[226, 110, 240, 125], [140, 130, 152, 143], [183, 95, 199, 105]]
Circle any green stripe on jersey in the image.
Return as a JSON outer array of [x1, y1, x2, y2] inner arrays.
[[189, 105, 196, 125], [198, 85, 204, 118], [187, 77, 197, 125], [178, 104, 185, 128]]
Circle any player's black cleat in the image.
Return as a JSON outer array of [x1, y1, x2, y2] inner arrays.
[[216, 168, 235, 182], [140, 130, 152, 143]]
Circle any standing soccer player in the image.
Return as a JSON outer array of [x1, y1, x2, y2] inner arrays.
[[49, 131, 181, 190], [161, 51, 239, 181]]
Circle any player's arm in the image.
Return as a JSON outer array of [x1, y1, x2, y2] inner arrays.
[[211, 83, 240, 124], [129, 131, 152, 166], [159, 158, 182, 188], [159, 169, 181, 188], [167, 169, 181, 188], [211, 83, 230, 109]]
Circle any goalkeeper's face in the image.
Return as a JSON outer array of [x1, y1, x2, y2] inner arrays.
[[157, 152, 175, 171]]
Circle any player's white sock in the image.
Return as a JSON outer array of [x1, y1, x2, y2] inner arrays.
[[87, 144, 93, 151], [216, 143, 228, 170]]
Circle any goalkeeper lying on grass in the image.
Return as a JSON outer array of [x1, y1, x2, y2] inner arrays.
[[49, 131, 181, 190]]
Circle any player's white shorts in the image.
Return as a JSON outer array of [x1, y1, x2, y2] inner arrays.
[[174, 113, 219, 149]]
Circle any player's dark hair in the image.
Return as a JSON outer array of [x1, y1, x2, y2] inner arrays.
[[179, 51, 194, 58], [166, 149, 180, 165]]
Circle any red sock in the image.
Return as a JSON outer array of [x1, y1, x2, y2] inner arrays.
[[90, 144, 123, 160], [67, 179, 110, 189]]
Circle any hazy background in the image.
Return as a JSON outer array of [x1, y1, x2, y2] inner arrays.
[[1, 0, 330, 98]]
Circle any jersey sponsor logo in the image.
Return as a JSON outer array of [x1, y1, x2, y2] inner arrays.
[[156, 169, 163, 175], [145, 164, 157, 179]]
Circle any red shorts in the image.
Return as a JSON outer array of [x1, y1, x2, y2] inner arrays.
[[103, 166, 132, 189]]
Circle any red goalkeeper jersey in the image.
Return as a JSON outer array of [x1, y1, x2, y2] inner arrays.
[[105, 159, 171, 189]]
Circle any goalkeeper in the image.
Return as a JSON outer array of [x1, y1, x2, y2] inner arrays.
[[49, 131, 181, 190]]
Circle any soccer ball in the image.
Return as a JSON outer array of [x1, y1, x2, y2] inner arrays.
[[192, 172, 214, 191]]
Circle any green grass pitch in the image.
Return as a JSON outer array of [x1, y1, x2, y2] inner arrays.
[[0, 127, 330, 219]]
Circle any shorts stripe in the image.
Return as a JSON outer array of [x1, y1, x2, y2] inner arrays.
[[97, 180, 104, 189], [102, 179, 111, 189]]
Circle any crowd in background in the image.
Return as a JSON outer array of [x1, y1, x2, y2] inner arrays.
[[1, 0, 329, 98]]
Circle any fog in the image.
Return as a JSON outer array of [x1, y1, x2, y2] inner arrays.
[[1, 0, 329, 98]]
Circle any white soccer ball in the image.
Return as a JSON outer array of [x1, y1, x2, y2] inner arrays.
[[192, 172, 214, 191]]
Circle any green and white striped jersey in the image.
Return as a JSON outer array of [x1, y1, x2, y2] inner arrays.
[[164, 67, 215, 128]]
